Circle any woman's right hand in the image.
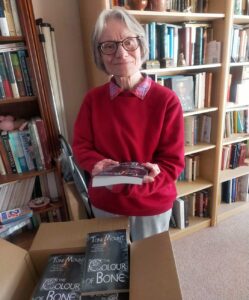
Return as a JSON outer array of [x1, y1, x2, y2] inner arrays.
[[92, 159, 119, 176]]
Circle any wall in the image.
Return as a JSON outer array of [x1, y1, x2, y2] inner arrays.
[[32, 0, 88, 143]]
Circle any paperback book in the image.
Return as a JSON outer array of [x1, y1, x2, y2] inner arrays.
[[92, 162, 148, 187], [0, 206, 32, 225], [31, 253, 85, 299], [81, 229, 130, 297], [81, 293, 129, 299]]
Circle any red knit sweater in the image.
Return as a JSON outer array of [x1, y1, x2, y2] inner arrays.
[[72, 80, 185, 216]]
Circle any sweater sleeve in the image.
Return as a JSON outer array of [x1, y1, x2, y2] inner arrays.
[[115, 93, 185, 198], [72, 94, 106, 173]]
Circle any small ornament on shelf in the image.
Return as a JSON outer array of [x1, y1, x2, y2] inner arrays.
[[126, 0, 148, 10]]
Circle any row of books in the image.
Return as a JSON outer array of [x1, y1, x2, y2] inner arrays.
[[143, 21, 220, 69], [0, 177, 35, 211], [171, 190, 210, 229], [222, 175, 249, 203], [156, 72, 213, 111], [0, 0, 22, 37], [221, 142, 248, 170], [234, 0, 249, 15], [0, 117, 51, 175], [178, 154, 200, 182], [184, 114, 212, 146], [231, 24, 249, 63], [224, 111, 249, 138], [31, 229, 129, 298], [0, 42, 34, 99], [228, 65, 249, 105], [112, 0, 209, 13]]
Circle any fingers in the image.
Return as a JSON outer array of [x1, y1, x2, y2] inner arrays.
[[92, 159, 119, 176], [142, 162, 160, 183]]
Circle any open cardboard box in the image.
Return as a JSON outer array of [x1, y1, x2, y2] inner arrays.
[[0, 217, 182, 300]]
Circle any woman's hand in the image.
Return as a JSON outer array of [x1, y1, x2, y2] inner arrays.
[[142, 162, 160, 183], [92, 159, 119, 176]]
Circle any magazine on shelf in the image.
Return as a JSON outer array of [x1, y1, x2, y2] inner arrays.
[[92, 162, 148, 187]]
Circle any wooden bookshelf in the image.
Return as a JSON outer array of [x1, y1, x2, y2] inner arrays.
[[0, 0, 68, 238], [78, 0, 249, 238]]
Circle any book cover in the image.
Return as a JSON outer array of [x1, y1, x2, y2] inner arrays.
[[18, 129, 36, 171], [0, 206, 32, 224], [1, 131, 17, 173], [81, 229, 129, 297], [92, 162, 148, 187], [171, 75, 195, 112], [81, 293, 129, 300], [172, 198, 185, 229], [31, 253, 85, 299]]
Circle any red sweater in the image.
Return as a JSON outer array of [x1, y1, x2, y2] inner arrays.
[[72, 80, 185, 216]]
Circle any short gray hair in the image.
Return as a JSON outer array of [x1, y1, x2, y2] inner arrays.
[[92, 6, 148, 74]]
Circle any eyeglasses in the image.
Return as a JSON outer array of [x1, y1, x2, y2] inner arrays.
[[98, 36, 141, 55]]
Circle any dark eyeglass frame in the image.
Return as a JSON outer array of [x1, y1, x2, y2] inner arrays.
[[98, 36, 141, 55]]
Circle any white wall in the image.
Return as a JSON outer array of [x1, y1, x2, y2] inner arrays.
[[32, 0, 88, 143]]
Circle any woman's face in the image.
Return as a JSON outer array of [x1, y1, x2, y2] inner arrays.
[[99, 19, 142, 77]]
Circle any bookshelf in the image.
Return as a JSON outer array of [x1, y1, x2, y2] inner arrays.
[[78, 0, 249, 238], [0, 0, 68, 232]]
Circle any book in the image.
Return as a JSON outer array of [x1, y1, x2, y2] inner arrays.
[[92, 162, 148, 187], [10, 51, 26, 96], [31, 253, 85, 299], [9, 0, 22, 36], [0, 52, 12, 97], [81, 229, 129, 297], [1, 131, 17, 173], [0, 206, 33, 224], [172, 198, 185, 229], [0, 216, 31, 238], [18, 129, 36, 171], [2, 0, 16, 36], [171, 75, 195, 112], [0, 0, 9, 36], [81, 293, 129, 300], [17, 49, 34, 96]]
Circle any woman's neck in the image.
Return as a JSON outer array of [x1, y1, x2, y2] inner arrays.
[[114, 71, 143, 90]]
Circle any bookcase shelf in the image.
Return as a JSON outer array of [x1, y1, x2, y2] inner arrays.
[[220, 163, 249, 183], [129, 10, 225, 23], [79, 0, 249, 238], [223, 133, 249, 145], [0, 167, 56, 184], [185, 143, 216, 155], [170, 216, 211, 240], [183, 107, 218, 117], [176, 178, 213, 197], [0, 0, 69, 238], [217, 201, 249, 222], [143, 63, 221, 75]]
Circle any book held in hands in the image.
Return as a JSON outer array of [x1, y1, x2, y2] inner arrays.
[[92, 162, 148, 187]]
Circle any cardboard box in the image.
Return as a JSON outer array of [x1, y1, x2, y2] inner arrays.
[[0, 217, 182, 300]]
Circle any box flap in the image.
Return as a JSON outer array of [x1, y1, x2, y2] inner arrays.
[[0, 238, 37, 300], [29, 217, 129, 275], [130, 232, 182, 300]]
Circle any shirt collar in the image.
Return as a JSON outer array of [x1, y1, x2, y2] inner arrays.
[[109, 74, 151, 100]]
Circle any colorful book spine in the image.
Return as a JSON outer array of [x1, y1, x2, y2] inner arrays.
[[28, 121, 44, 170], [8, 130, 29, 173], [2, 0, 16, 36], [0, 0, 9, 36], [10, 51, 26, 96], [17, 49, 33, 96], [0, 131, 17, 173], [18, 130, 36, 171], [3, 51, 19, 97], [0, 53, 12, 97]]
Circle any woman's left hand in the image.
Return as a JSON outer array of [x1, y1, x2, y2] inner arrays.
[[142, 162, 160, 183]]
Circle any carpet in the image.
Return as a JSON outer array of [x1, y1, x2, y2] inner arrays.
[[172, 208, 249, 300]]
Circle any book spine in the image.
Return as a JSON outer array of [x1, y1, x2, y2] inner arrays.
[[3, 51, 19, 97], [0, 132, 17, 173], [8, 130, 28, 173], [0, 0, 9, 36], [0, 136, 11, 173], [35, 118, 52, 169], [17, 49, 33, 96], [2, 0, 16, 36], [9, 0, 21, 35], [10, 51, 26, 96], [28, 122, 44, 170], [0, 152, 6, 174], [0, 52, 12, 97], [18, 130, 36, 171]]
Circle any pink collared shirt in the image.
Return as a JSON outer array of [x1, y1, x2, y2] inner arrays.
[[109, 75, 152, 100]]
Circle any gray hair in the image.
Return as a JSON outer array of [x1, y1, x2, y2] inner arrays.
[[92, 6, 148, 74]]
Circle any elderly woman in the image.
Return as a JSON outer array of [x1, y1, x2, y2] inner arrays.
[[72, 6, 184, 240]]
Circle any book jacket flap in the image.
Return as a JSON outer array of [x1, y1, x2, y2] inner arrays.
[[130, 231, 182, 300]]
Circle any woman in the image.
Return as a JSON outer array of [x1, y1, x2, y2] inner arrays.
[[72, 6, 185, 240]]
